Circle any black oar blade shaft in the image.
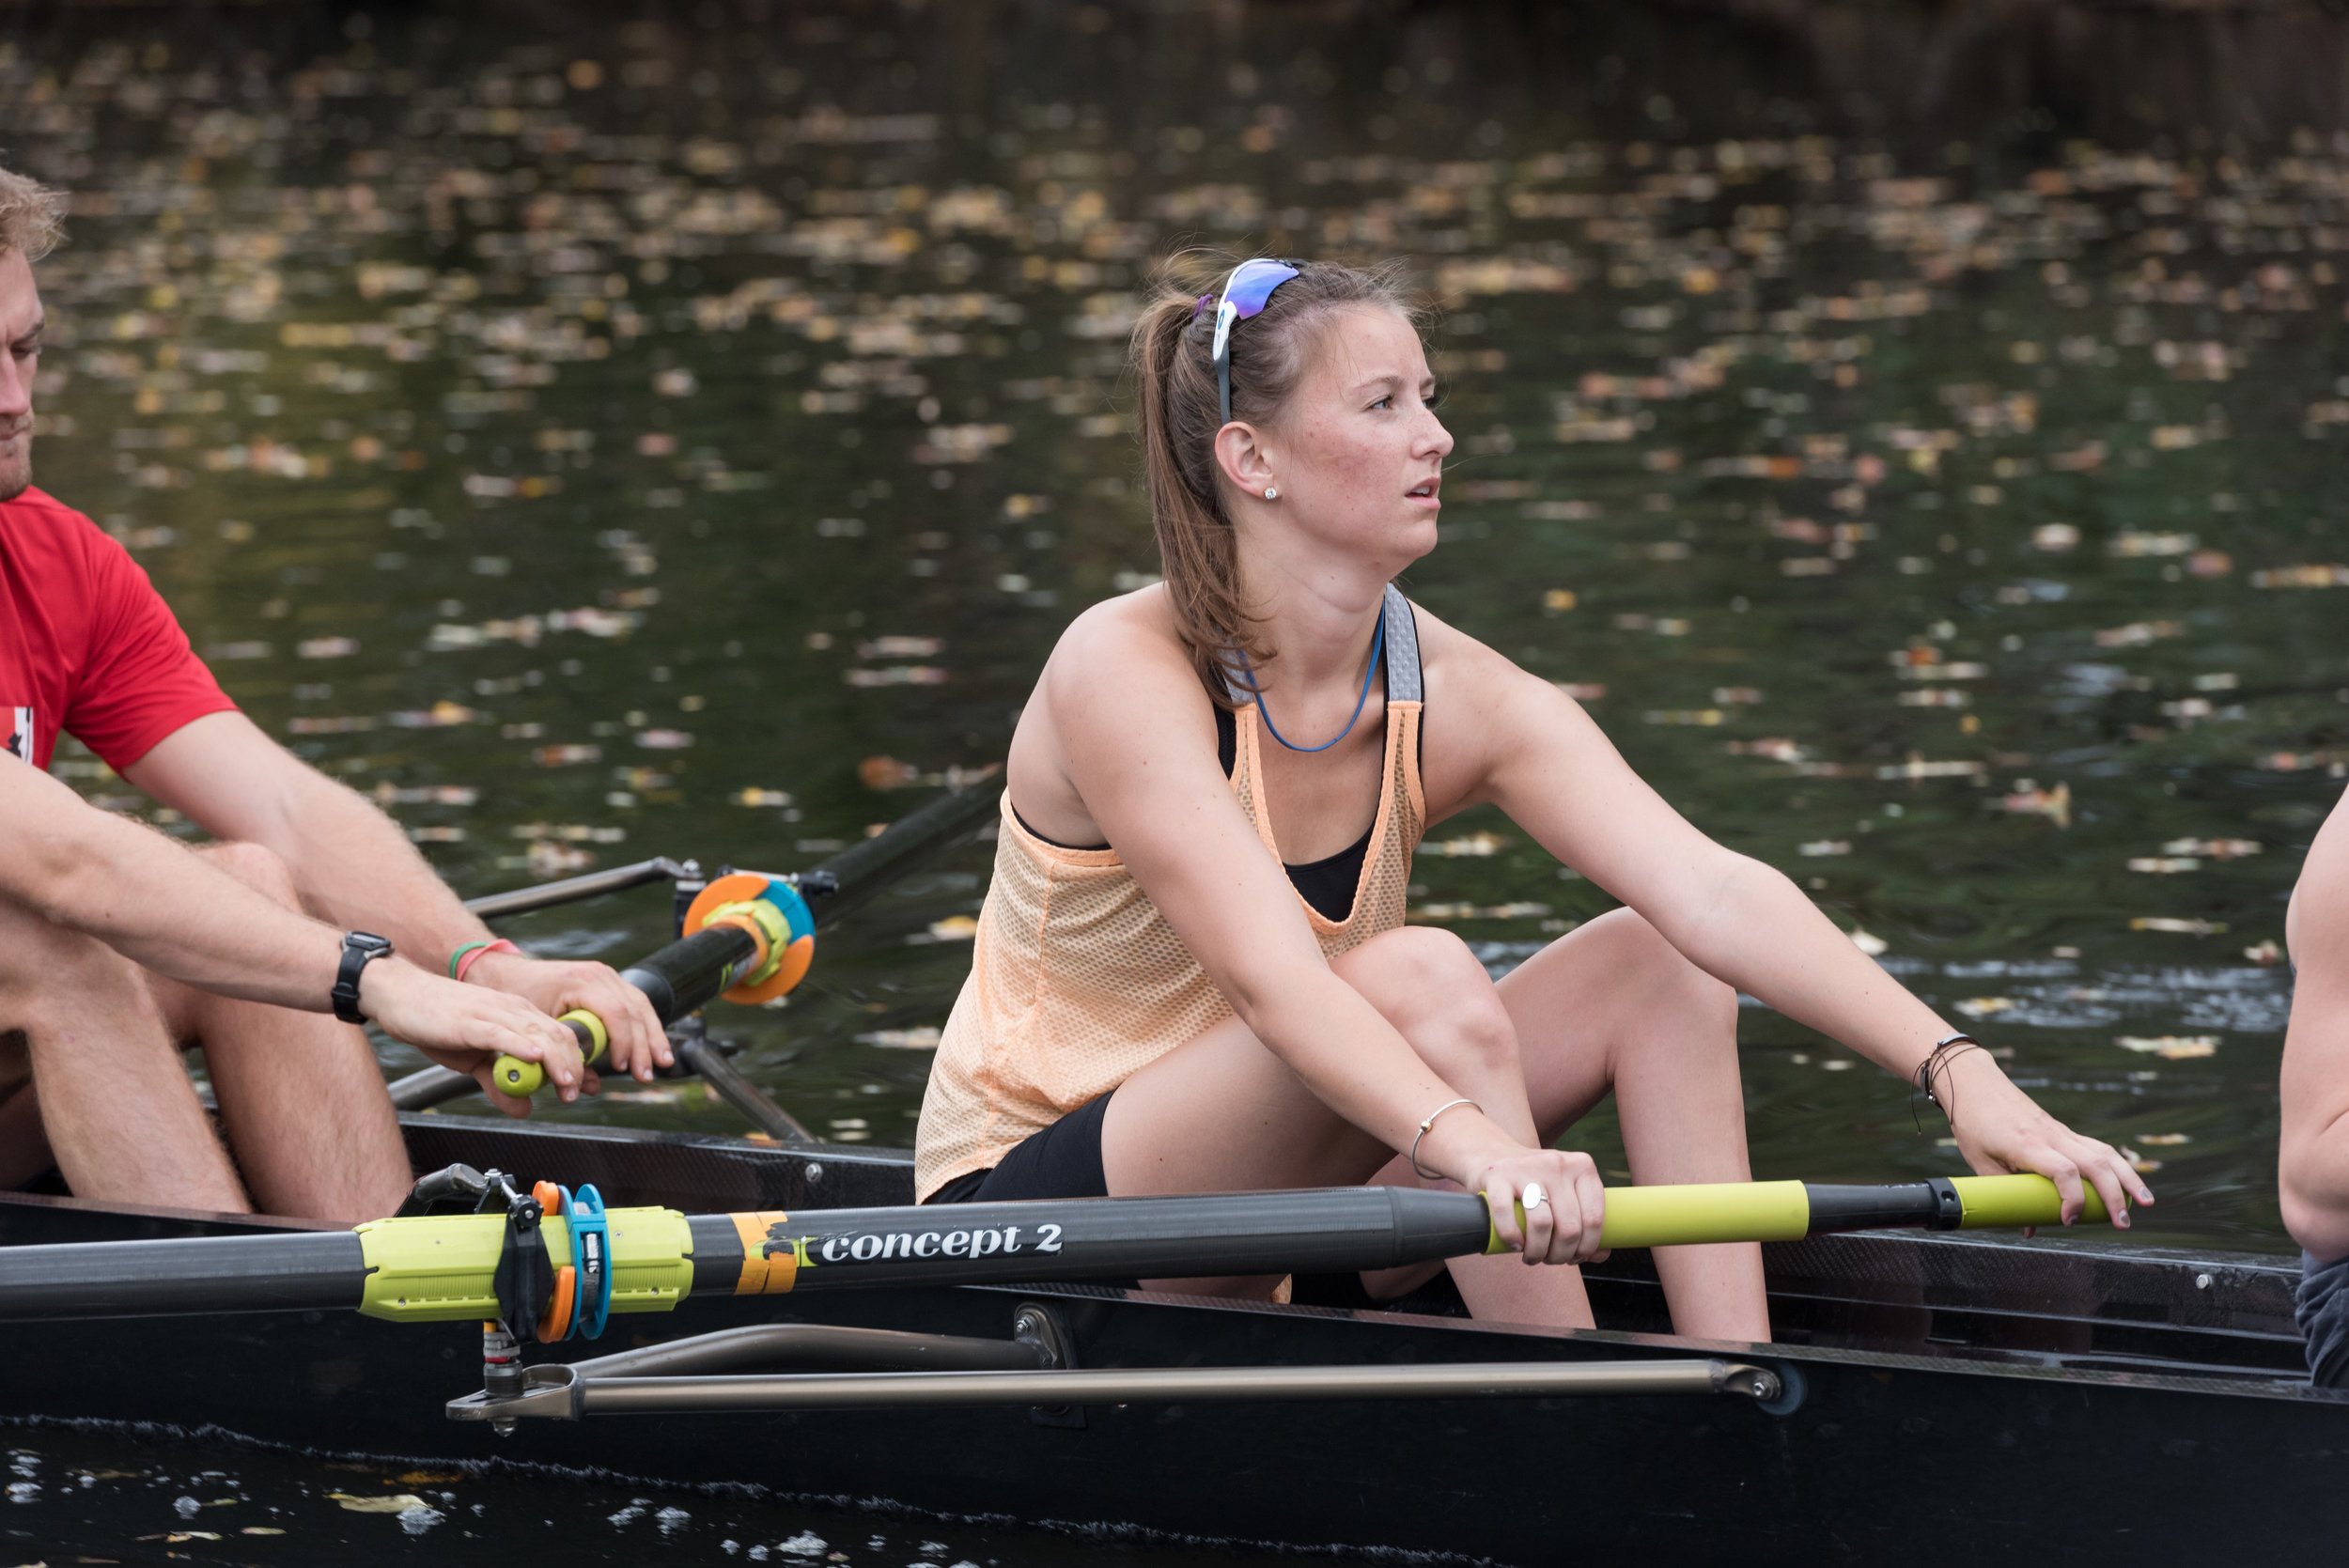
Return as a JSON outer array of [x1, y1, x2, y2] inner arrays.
[[687, 1187, 1494, 1295], [0, 1231, 367, 1321], [621, 924, 761, 1025]]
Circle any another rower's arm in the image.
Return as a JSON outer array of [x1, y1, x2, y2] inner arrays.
[[121, 710, 670, 1080], [2280, 795, 2349, 1260], [1445, 627, 2151, 1225], [0, 753, 583, 1097]]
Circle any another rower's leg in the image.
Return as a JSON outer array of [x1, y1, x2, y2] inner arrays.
[[0, 901, 250, 1211], [148, 842, 410, 1224], [1492, 907, 1766, 1343]]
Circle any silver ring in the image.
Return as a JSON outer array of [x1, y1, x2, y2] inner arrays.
[[1521, 1183, 1548, 1212]]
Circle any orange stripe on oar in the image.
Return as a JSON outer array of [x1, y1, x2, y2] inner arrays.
[[729, 1211, 798, 1295]]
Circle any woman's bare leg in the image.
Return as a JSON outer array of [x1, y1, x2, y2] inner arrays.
[[1103, 924, 1598, 1327], [1101, 910, 1766, 1339]]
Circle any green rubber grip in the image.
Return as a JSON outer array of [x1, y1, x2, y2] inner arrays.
[[491, 1008, 607, 1098], [1951, 1173, 2112, 1228]]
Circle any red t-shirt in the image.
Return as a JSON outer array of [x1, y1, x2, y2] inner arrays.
[[0, 487, 238, 772]]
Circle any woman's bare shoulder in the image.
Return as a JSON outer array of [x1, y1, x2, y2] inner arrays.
[[1039, 582, 1199, 708], [1404, 597, 1546, 704]]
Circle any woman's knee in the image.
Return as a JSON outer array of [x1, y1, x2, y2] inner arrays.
[[1575, 908, 1737, 1032], [1334, 927, 1519, 1079]]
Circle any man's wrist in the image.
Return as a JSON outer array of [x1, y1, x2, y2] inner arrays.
[[452, 939, 523, 984]]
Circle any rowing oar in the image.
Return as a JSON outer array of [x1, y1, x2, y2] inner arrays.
[[480, 777, 1003, 1098], [0, 1174, 2111, 1329]]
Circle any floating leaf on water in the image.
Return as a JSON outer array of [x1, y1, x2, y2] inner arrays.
[[241, 1526, 288, 1534], [2116, 1035, 2220, 1059], [330, 1491, 427, 1514], [2245, 939, 2285, 966], [2123, 1147, 2164, 1173], [1847, 927, 1888, 955], [2128, 857, 2201, 874], [1954, 997, 2015, 1018], [2130, 917, 2228, 936], [857, 1027, 942, 1049], [2139, 1133, 2193, 1146], [1423, 831, 1510, 858], [1798, 840, 1850, 857], [916, 916, 980, 943], [1998, 782, 2072, 828]]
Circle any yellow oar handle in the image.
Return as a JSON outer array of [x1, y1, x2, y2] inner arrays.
[[1478, 1174, 2115, 1253], [1951, 1172, 2110, 1228], [490, 1009, 608, 1098]]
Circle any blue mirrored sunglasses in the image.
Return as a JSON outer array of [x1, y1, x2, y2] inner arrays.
[[1210, 258, 1302, 426]]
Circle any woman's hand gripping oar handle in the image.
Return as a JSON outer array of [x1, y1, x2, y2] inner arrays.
[[1480, 1173, 2118, 1252], [488, 875, 817, 1096]]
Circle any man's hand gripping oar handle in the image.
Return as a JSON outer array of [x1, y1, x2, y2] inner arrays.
[[490, 875, 817, 1096], [1481, 1173, 2117, 1252]]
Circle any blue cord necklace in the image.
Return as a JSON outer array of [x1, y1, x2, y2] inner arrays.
[[1237, 611, 1386, 753]]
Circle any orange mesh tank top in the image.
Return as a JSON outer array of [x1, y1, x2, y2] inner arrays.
[[915, 585, 1426, 1200]]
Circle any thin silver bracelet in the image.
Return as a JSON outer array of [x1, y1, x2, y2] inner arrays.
[[1409, 1096, 1481, 1181]]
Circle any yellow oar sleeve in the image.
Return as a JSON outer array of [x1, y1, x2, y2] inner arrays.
[[1950, 1173, 2110, 1228], [1483, 1179, 1814, 1252]]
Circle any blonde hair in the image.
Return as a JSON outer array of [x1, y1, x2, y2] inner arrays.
[[0, 163, 63, 262], [1129, 251, 1420, 701]]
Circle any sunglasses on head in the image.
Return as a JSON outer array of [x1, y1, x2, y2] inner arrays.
[[1208, 257, 1302, 426]]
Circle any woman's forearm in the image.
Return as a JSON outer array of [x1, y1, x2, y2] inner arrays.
[[1659, 853, 1953, 1079]]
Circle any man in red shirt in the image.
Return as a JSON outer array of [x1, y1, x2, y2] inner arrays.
[[0, 167, 669, 1221]]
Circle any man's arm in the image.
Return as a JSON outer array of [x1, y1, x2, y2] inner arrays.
[[120, 711, 670, 1080], [2282, 796, 2349, 1259], [0, 755, 586, 1103]]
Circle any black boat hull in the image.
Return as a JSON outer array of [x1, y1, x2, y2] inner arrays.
[[0, 1116, 2337, 1566]]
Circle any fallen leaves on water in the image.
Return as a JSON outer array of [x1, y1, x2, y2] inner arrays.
[[1955, 997, 2015, 1018], [2139, 1133, 2193, 1145], [856, 1026, 942, 1049], [1422, 831, 1510, 858], [2123, 1147, 2164, 1173], [2245, 939, 2285, 965], [2130, 917, 2228, 936], [328, 1491, 427, 1514], [2116, 1035, 2219, 1060], [1847, 926, 1889, 955]]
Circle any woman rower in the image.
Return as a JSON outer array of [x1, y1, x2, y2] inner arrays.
[[914, 255, 2151, 1338]]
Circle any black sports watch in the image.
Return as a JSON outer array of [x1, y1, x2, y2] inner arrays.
[[332, 932, 396, 1024]]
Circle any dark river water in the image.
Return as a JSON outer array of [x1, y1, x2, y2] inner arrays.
[[5, 0, 2349, 1557]]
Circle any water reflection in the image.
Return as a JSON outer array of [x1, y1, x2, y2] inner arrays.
[[6, 2, 2344, 1249]]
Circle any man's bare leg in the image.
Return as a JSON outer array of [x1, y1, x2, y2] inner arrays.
[[155, 843, 410, 1222], [0, 901, 250, 1211]]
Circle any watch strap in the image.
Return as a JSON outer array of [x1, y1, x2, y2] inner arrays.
[[333, 933, 395, 1024]]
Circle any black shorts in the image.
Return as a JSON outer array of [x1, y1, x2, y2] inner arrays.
[[926, 1091, 1112, 1204]]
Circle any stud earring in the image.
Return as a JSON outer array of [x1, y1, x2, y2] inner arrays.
[[1263, 485, 1279, 500]]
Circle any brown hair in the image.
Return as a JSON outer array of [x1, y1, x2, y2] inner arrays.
[[0, 164, 63, 262], [1130, 250, 1420, 701]]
